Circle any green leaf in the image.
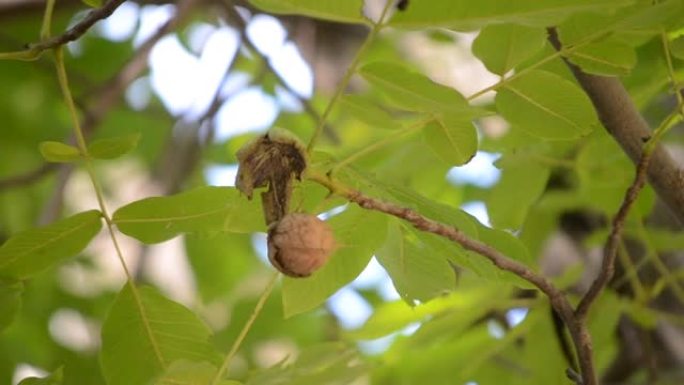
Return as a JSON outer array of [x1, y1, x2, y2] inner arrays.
[[474, 225, 536, 288], [81, 0, 103, 7], [376, 221, 456, 303], [496, 70, 598, 139], [248, 0, 366, 24], [566, 41, 637, 76], [347, 288, 497, 340], [339, 94, 397, 130], [487, 157, 550, 229], [153, 360, 240, 385], [113, 186, 262, 244], [422, 114, 477, 166], [0, 278, 22, 333], [101, 283, 220, 385], [359, 62, 482, 116], [282, 205, 387, 317], [389, 0, 634, 30], [39, 141, 81, 163], [348, 170, 479, 239], [472, 24, 546, 75], [670, 35, 684, 60], [87, 133, 141, 159], [0, 210, 102, 279], [246, 342, 367, 385], [18, 367, 63, 385], [185, 232, 256, 302]]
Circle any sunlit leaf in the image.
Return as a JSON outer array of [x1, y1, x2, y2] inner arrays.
[[487, 157, 549, 229], [101, 283, 221, 385], [248, 0, 366, 24], [0, 210, 102, 279], [17, 367, 63, 385], [0, 278, 22, 333], [496, 70, 598, 139], [39, 141, 81, 163], [87, 133, 141, 159], [376, 221, 456, 303], [246, 343, 367, 385], [347, 287, 499, 340], [422, 114, 477, 166], [339, 94, 397, 130], [390, 0, 634, 30], [282, 205, 387, 317], [153, 360, 240, 385], [472, 24, 546, 75], [359, 62, 483, 116], [113, 187, 262, 244]]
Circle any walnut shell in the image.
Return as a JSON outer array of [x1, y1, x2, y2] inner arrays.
[[267, 213, 336, 277]]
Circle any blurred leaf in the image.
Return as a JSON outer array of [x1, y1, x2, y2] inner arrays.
[[18, 367, 63, 385], [496, 70, 598, 139], [348, 287, 499, 340], [0, 210, 102, 279], [671, 35, 684, 60], [422, 114, 477, 166], [588, 292, 621, 370], [153, 360, 240, 385], [246, 342, 367, 385], [339, 94, 397, 130], [359, 62, 484, 116], [248, 0, 366, 24], [390, 0, 633, 30], [101, 283, 220, 385], [472, 24, 546, 75], [282, 205, 387, 317], [185, 232, 257, 302], [487, 157, 549, 229], [113, 187, 262, 244], [376, 221, 456, 303], [624, 302, 658, 329], [646, 229, 684, 252], [0, 279, 22, 333], [38, 141, 81, 163], [87, 133, 141, 160], [80, 0, 102, 7]]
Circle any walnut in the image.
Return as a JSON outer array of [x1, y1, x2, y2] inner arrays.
[[267, 213, 336, 277]]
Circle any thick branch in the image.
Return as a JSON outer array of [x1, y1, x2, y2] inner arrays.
[[307, 171, 598, 385], [547, 28, 684, 225]]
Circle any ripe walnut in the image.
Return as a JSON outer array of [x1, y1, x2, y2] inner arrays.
[[267, 213, 336, 277]]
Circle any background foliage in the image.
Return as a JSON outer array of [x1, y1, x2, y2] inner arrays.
[[1, 0, 684, 384]]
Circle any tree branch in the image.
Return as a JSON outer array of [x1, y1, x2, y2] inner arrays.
[[221, 1, 340, 144], [307, 170, 599, 385], [0, 0, 127, 60], [547, 27, 684, 225]]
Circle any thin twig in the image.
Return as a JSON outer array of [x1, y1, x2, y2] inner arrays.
[[221, 1, 339, 143], [305, 170, 598, 385], [0, 0, 126, 60], [211, 272, 280, 385], [305, 0, 395, 152], [575, 146, 653, 318]]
